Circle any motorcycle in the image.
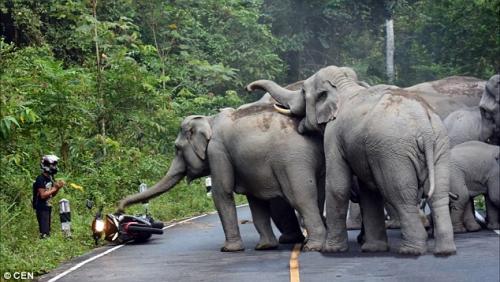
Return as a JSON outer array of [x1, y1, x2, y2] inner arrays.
[[91, 206, 164, 245]]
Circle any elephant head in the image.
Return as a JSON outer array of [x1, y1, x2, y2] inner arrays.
[[247, 66, 365, 134], [479, 74, 500, 144], [117, 115, 212, 212]]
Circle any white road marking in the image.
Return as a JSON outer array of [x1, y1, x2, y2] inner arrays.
[[48, 204, 249, 281], [494, 230, 500, 235], [47, 245, 125, 282]]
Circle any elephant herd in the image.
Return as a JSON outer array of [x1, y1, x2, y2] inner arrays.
[[118, 67, 499, 257]]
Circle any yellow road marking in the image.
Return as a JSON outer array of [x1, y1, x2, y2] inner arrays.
[[289, 243, 302, 282]]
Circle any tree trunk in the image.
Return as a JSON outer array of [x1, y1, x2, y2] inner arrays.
[[385, 18, 395, 84]]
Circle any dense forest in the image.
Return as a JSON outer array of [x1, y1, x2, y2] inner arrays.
[[1, 0, 498, 275]]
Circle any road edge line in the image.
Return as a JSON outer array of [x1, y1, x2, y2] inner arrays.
[[47, 245, 125, 282], [47, 204, 249, 282], [289, 243, 302, 282]]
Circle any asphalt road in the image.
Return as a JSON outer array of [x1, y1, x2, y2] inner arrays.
[[39, 206, 500, 282]]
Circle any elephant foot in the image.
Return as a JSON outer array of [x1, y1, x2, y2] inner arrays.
[[220, 240, 245, 252], [465, 220, 482, 232], [255, 238, 279, 250], [361, 241, 389, 252], [279, 233, 305, 244], [385, 219, 401, 229], [322, 240, 348, 253], [398, 242, 426, 256], [302, 240, 323, 252], [452, 224, 468, 234], [486, 222, 500, 230], [433, 240, 457, 257]]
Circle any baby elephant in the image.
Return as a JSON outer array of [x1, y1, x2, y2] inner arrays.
[[449, 141, 499, 232], [444, 107, 495, 147]]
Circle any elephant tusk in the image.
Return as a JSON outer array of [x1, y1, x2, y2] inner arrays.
[[448, 192, 459, 201], [273, 103, 292, 115]]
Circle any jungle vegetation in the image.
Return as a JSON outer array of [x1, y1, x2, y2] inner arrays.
[[1, 0, 498, 275]]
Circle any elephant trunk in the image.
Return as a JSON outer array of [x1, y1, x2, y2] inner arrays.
[[117, 156, 186, 212], [246, 80, 305, 116]]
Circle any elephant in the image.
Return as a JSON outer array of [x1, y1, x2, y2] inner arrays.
[[405, 75, 485, 119], [479, 74, 500, 144], [350, 76, 486, 229], [449, 141, 500, 233], [247, 65, 457, 256], [444, 107, 496, 147], [118, 97, 326, 252]]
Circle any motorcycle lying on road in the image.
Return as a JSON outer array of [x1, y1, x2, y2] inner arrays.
[[91, 206, 164, 245]]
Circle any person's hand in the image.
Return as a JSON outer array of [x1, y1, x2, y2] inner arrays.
[[55, 180, 66, 189]]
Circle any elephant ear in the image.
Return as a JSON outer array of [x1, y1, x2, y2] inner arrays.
[[315, 81, 339, 124], [186, 116, 212, 160]]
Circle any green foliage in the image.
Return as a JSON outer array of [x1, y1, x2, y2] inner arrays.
[[1, 0, 264, 276], [394, 0, 499, 85], [263, 0, 497, 84]]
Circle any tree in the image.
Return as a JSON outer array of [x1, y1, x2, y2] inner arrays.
[[385, 0, 396, 83]]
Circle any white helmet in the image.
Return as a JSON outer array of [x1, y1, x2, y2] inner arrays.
[[41, 155, 59, 175]]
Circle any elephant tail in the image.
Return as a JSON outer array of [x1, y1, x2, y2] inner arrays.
[[419, 111, 439, 199], [423, 136, 435, 199]]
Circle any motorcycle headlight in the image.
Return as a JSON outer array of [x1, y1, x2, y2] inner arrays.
[[94, 219, 105, 233]]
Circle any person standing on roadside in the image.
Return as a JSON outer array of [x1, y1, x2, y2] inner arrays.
[[32, 155, 65, 238]]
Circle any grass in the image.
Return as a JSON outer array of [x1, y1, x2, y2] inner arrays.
[[0, 178, 247, 278]]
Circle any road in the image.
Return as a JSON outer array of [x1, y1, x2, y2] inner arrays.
[[39, 205, 500, 282]]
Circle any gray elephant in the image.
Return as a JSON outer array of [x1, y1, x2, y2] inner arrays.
[[479, 74, 500, 144], [442, 75, 499, 147], [444, 107, 496, 147], [248, 65, 457, 256], [118, 100, 326, 252], [405, 75, 485, 119], [449, 141, 500, 233], [350, 76, 486, 229]]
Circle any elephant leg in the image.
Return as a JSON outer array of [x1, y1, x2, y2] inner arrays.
[[346, 201, 362, 230], [247, 195, 279, 250], [323, 143, 352, 253], [279, 166, 325, 252], [385, 202, 401, 229], [269, 197, 304, 244], [463, 199, 481, 232], [369, 156, 427, 255], [485, 196, 500, 230], [486, 175, 500, 230], [428, 151, 456, 256], [449, 168, 471, 233], [358, 185, 389, 252], [208, 143, 244, 252]]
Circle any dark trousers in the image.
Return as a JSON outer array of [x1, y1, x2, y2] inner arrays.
[[35, 207, 52, 237]]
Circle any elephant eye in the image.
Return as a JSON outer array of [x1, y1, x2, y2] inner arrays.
[[327, 80, 337, 89]]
